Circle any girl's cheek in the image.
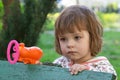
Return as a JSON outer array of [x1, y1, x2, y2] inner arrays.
[[60, 43, 67, 54], [60, 44, 66, 50], [61, 47, 66, 54]]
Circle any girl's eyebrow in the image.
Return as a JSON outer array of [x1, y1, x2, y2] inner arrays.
[[73, 32, 83, 35], [58, 35, 65, 38], [58, 32, 83, 37]]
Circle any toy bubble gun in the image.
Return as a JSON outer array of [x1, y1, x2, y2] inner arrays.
[[7, 40, 43, 64]]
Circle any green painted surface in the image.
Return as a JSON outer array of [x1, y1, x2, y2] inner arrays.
[[0, 60, 116, 80]]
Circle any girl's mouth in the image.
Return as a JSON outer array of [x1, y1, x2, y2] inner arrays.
[[68, 51, 77, 54]]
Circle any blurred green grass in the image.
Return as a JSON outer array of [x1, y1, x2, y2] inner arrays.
[[37, 30, 120, 79], [36, 31, 60, 62], [101, 31, 120, 79]]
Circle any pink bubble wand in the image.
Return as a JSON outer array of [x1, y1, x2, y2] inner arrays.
[[7, 40, 19, 64]]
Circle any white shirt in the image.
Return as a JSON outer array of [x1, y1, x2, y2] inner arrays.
[[53, 56, 117, 77]]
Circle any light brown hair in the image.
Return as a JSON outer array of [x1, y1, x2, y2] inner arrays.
[[55, 5, 103, 56]]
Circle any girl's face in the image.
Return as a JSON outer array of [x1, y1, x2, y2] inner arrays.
[[58, 29, 93, 64]]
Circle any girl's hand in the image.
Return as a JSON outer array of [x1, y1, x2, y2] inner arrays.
[[69, 64, 89, 75], [35, 61, 42, 65]]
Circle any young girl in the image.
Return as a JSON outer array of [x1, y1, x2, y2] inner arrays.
[[53, 5, 117, 77]]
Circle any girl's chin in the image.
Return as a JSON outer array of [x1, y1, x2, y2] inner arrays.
[[67, 56, 79, 61]]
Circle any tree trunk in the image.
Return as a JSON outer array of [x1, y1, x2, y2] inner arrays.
[[2, 0, 14, 29]]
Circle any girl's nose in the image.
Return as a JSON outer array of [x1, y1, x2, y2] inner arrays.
[[67, 40, 74, 48]]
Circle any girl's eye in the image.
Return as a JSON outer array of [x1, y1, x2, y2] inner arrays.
[[60, 38, 66, 42], [74, 36, 81, 40]]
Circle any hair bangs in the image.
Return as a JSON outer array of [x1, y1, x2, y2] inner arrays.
[[56, 14, 87, 36]]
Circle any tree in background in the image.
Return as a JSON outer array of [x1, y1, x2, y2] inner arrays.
[[0, 0, 56, 59], [106, 2, 118, 13]]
